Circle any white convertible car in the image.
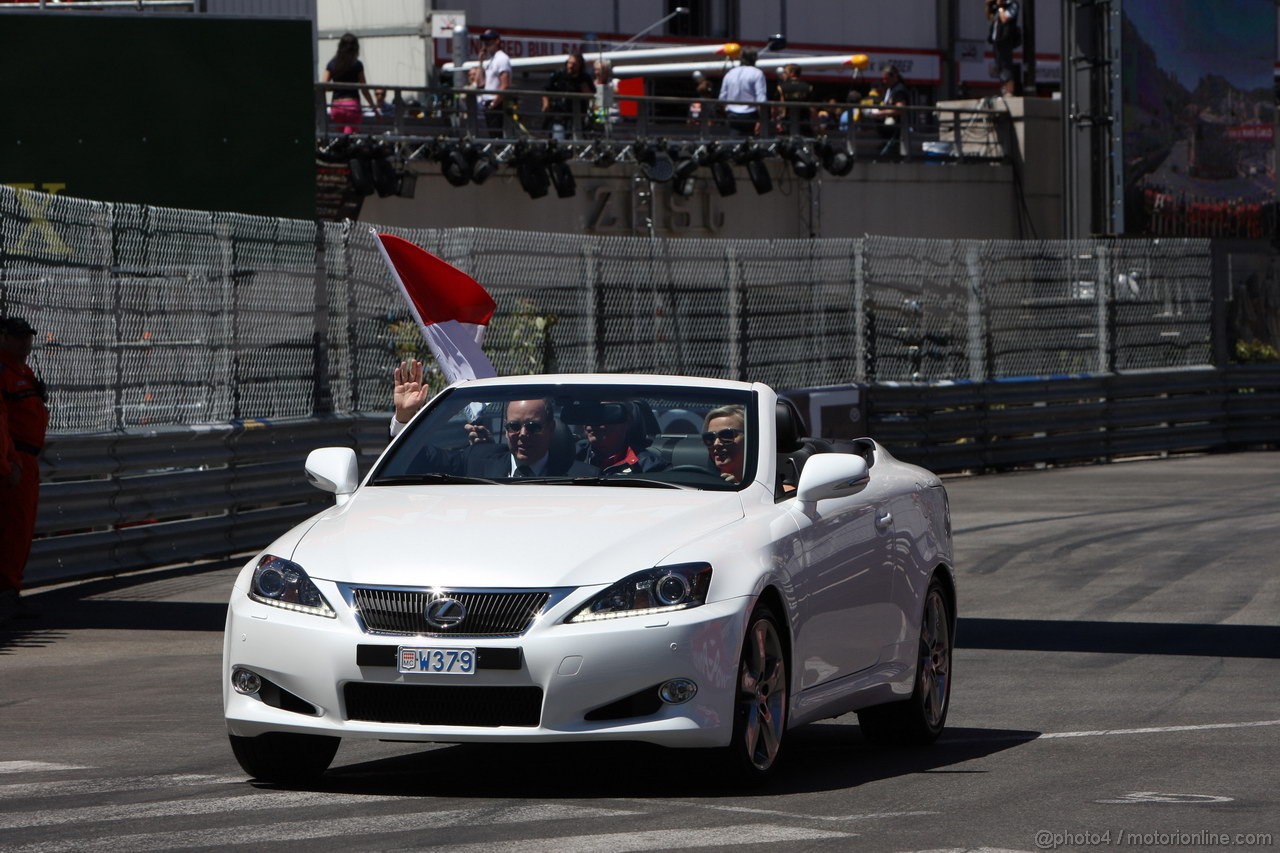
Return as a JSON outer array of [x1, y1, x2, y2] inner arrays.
[[223, 374, 955, 783]]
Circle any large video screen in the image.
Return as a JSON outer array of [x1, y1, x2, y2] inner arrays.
[[1121, 0, 1275, 238], [0, 14, 315, 219]]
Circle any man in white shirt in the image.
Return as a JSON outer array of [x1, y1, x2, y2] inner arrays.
[[478, 29, 512, 137], [718, 47, 767, 137]]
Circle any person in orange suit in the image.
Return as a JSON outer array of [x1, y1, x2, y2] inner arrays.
[[0, 316, 49, 626]]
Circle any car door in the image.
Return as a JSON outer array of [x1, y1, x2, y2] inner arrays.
[[787, 472, 898, 691]]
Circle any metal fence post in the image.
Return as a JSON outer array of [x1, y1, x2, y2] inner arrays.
[[854, 240, 869, 383], [312, 218, 333, 416], [585, 244, 603, 372], [965, 241, 987, 381], [213, 217, 241, 420], [1096, 241, 1115, 373], [726, 246, 746, 382]]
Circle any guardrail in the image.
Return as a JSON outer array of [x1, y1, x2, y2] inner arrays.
[[25, 367, 1278, 589], [29, 416, 389, 588], [868, 366, 1280, 472]]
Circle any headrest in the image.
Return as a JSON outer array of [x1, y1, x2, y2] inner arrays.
[[776, 400, 805, 452]]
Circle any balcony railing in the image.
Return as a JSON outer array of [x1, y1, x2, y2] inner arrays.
[[316, 82, 1015, 177]]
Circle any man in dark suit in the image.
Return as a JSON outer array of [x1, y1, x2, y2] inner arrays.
[[418, 397, 598, 479]]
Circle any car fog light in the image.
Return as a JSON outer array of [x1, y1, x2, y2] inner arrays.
[[231, 668, 262, 695], [659, 678, 698, 704]]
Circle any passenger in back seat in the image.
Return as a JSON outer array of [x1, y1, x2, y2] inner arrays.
[[575, 402, 665, 475]]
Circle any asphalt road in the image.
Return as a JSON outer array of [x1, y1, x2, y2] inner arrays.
[[2, 452, 1278, 852]]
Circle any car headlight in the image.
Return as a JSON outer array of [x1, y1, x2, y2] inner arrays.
[[248, 555, 336, 618], [568, 563, 712, 623]]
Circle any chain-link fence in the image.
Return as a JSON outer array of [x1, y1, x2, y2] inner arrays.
[[0, 186, 1213, 435]]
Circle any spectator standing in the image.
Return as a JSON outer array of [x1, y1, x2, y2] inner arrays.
[[478, 29, 513, 137], [718, 47, 767, 137], [322, 32, 378, 134], [986, 0, 1021, 97], [590, 60, 620, 131], [688, 74, 715, 128], [776, 63, 814, 136], [867, 64, 910, 155], [542, 53, 595, 139], [366, 87, 394, 120], [0, 317, 48, 626]]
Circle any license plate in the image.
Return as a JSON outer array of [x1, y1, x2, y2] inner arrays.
[[397, 646, 477, 675]]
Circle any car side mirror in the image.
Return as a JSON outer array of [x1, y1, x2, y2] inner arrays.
[[305, 447, 359, 505], [795, 453, 869, 504]]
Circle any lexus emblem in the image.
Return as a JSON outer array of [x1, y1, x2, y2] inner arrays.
[[424, 596, 466, 630]]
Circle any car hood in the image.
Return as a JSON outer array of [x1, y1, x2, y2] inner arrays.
[[290, 485, 745, 588]]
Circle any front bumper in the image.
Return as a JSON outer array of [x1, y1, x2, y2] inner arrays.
[[223, 579, 749, 749]]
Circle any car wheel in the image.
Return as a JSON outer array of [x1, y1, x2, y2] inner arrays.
[[722, 604, 789, 780], [228, 732, 340, 785], [858, 577, 952, 745]]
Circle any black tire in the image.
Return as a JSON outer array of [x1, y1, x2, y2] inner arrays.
[[858, 577, 952, 746], [719, 604, 789, 782], [229, 732, 340, 785]]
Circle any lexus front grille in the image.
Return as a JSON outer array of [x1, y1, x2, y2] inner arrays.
[[350, 588, 553, 637]]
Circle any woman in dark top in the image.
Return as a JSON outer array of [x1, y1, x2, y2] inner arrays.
[[322, 32, 377, 133]]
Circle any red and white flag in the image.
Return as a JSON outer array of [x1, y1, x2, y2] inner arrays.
[[372, 230, 497, 385]]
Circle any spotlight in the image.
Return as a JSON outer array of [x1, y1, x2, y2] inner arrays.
[[348, 157, 376, 195], [439, 143, 473, 187], [634, 139, 675, 183], [673, 153, 698, 182], [710, 160, 736, 196], [642, 154, 674, 182], [734, 141, 772, 195], [819, 139, 855, 176], [549, 160, 577, 198], [372, 155, 401, 197], [696, 142, 736, 197], [785, 140, 818, 180], [746, 159, 772, 194], [514, 141, 550, 199], [670, 148, 698, 196], [395, 171, 417, 198], [471, 148, 499, 184]]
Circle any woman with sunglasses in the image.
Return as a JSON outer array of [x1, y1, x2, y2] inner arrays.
[[702, 405, 747, 484]]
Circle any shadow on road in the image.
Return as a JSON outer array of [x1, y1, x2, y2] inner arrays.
[[282, 724, 1039, 799], [960, 617, 1280, 659], [0, 566, 228, 652]]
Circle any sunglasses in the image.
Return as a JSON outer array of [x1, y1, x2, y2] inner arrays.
[[701, 428, 743, 446], [504, 420, 546, 435]]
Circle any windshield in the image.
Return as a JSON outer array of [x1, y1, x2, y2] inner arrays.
[[373, 383, 758, 491]]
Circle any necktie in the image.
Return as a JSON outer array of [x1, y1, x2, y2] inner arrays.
[[515, 465, 534, 478]]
